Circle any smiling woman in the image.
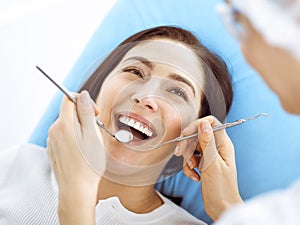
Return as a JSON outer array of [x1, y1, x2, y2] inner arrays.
[[0, 26, 233, 225], [76, 27, 233, 185]]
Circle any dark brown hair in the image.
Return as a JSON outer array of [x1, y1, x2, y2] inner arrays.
[[80, 26, 233, 121]]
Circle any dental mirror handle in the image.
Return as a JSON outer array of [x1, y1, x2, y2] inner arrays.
[[36, 66, 132, 142], [36, 66, 77, 104]]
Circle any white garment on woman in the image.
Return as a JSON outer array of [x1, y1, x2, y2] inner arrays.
[[0, 143, 206, 225], [215, 178, 300, 225]]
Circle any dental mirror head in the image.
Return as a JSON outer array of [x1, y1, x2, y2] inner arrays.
[[115, 130, 133, 143]]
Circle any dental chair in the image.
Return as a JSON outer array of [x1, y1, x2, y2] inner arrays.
[[28, 0, 300, 223]]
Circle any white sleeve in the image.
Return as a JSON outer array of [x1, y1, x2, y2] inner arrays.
[[214, 179, 300, 225], [0, 145, 21, 185]]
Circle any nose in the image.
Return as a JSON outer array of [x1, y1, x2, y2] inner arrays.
[[132, 95, 159, 112]]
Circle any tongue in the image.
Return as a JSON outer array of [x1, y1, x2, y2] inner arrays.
[[130, 127, 146, 140]]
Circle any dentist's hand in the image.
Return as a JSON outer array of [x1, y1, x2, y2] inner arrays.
[[175, 116, 243, 221], [47, 91, 104, 225]]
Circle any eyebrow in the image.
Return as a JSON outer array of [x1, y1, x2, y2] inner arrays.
[[124, 56, 195, 95], [168, 73, 195, 96], [124, 56, 154, 70]]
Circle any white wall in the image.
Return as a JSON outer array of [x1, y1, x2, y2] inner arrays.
[[0, 0, 117, 150]]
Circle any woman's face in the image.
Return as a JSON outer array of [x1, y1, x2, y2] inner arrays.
[[96, 39, 204, 167]]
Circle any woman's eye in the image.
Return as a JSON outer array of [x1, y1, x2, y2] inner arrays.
[[168, 87, 188, 100], [123, 68, 144, 78]]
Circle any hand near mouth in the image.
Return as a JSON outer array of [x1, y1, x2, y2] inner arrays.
[[47, 91, 106, 224], [178, 116, 243, 221]]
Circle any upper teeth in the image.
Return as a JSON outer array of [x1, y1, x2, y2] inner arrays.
[[119, 116, 153, 137]]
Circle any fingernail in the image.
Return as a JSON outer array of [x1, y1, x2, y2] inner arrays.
[[191, 176, 199, 182], [174, 146, 179, 155], [201, 120, 211, 133], [79, 91, 89, 104], [187, 159, 193, 169]]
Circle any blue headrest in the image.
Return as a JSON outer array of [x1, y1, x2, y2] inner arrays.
[[29, 0, 300, 223]]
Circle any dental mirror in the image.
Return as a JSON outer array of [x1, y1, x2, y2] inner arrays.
[[36, 66, 133, 143], [115, 129, 134, 143]]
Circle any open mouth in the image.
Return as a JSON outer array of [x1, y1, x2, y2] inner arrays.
[[116, 114, 156, 142]]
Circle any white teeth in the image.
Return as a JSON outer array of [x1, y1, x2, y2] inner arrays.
[[133, 122, 141, 130], [119, 116, 153, 137], [142, 127, 148, 134], [128, 119, 135, 127]]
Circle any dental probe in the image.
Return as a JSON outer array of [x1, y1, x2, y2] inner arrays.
[[150, 113, 269, 149], [36, 66, 133, 143]]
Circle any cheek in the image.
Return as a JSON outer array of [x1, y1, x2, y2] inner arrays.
[[162, 105, 184, 137], [167, 105, 198, 131], [160, 98, 199, 139], [96, 78, 127, 116]]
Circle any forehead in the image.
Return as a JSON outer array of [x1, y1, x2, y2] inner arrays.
[[122, 39, 205, 90]]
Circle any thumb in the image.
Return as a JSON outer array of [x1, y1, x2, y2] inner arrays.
[[77, 90, 97, 133], [197, 119, 219, 171]]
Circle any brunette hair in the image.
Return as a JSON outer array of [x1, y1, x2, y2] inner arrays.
[[80, 26, 233, 121]]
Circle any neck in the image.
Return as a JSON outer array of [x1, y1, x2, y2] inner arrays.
[[97, 177, 163, 213]]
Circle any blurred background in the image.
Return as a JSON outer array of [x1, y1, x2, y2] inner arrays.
[[0, 0, 116, 150]]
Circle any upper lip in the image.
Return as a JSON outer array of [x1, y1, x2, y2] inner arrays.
[[115, 112, 157, 137]]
